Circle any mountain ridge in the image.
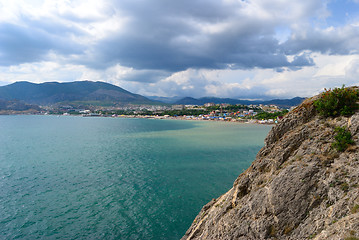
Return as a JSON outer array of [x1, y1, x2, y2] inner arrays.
[[174, 96, 305, 108], [0, 80, 305, 108], [0, 99, 41, 113], [0, 81, 156, 105]]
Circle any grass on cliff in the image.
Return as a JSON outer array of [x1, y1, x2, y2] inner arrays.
[[344, 236, 359, 240], [332, 126, 354, 152], [314, 86, 359, 117]]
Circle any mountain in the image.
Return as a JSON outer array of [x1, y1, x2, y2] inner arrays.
[[175, 97, 201, 105], [174, 96, 305, 108], [175, 97, 242, 105], [0, 81, 157, 106], [0, 99, 41, 113], [263, 97, 305, 108], [182, 91, 359, 239], [0, 81, 305, 108], [145, 95, 183, 104]]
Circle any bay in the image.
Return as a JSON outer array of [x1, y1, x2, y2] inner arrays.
[[0, 115, 271, 239]]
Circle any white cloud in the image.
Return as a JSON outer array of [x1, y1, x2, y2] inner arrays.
[[0, 61, 87, 83], [121, 53, 359, 99], [0, 52, 358, 100], [0, 0, 358, 100]]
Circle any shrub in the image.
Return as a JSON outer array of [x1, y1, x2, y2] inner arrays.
[[332, 126, 354, 152], [341, 182, 350, 192], [344, 237, 359, 240], [351, 204, 359, 214], [254, 109, 288, 120], [314, 86, 359, 117]]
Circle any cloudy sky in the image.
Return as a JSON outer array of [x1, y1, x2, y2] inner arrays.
[[0, 0, 359, 99]]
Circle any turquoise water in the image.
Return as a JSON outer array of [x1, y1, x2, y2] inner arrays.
[[0, 115, 271, 239]]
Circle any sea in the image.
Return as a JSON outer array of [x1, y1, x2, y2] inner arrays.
[[0, 115, 271, 239]]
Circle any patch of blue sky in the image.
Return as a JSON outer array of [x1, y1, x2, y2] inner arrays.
[[275, 26, 291, 44], [326, 0, 359, 26]]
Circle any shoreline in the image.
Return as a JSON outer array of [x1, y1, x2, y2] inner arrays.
[[0, 113, 277, 125], [115, 114, 277, 125]]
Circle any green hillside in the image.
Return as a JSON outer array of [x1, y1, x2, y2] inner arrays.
[[0, 81, 157, 106]]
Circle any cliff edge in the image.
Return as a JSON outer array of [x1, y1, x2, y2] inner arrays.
[[182, 90, 359, 240]]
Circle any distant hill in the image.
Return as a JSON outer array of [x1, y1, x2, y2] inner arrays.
[[0, 99, 41, 112], [146, 95, 183, 104], [0, 81, 157, 106], [174, 96, 305, 108], [0, 81, 305, 108]]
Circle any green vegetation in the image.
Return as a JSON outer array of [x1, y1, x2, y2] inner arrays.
[[161, 109, 207, 116], [351, 204, 359, 214], [254, 110, 288, 120], [314, 86, 359, 117], [269, 225, 277, 237], [341, 182, 350, 192], [344, 236, 359, 240], [308, 233, 317, 239], [332, 126, 354, 152], [60, 100, 117, 107], [206, 104, 259, 112]]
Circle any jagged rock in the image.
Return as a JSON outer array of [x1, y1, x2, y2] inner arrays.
[[182, 94, 359, 240]]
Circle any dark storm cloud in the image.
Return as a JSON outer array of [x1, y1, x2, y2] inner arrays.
[[0, 16, 85, 66], [115, 0, 236, 23], [0, 23, 51, 65], [282, 26, 359, 55], [95, 35, 217, 71], [1, 0, 356, 76], [86, 0, 336, 74], [119, 69, 171, 83], [286, 53, 315, 71], [90, 0, 296, 72]]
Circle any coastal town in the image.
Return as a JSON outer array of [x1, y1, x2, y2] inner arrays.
[[48, 102, 292, 124], [0, 81, 302, 124]]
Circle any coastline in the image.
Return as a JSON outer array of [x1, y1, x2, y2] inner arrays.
[[0, 113, 277, 125], [114, 114, 277, 125]]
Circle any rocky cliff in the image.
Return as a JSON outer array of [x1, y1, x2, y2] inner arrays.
[[182, 93, 359, 239]]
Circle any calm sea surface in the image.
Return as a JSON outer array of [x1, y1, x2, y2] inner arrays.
[[0, 115, 271, 239]]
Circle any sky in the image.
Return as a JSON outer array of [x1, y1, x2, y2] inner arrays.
[[0, 0, 359, 99]]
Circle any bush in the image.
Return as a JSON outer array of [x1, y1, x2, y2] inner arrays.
[[332, 126, 354, 152], [314, 86, 358, 117], [351, 204, 359, 214], [254, 110, 288, 120]]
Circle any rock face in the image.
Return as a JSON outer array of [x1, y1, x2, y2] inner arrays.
[[182, 95, 359, 240]]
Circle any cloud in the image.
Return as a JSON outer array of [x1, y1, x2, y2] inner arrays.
[[0, 11, 87, 66], [90, 0, 327, 71], [282, 25, 359, 55], [0, 62, 85, 84], [0, 0, 359, 100], [0, 0, 329, 72], [114, 53, 359, 99], [0, 23, 79, 65], [105, 64, 171, 83]]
